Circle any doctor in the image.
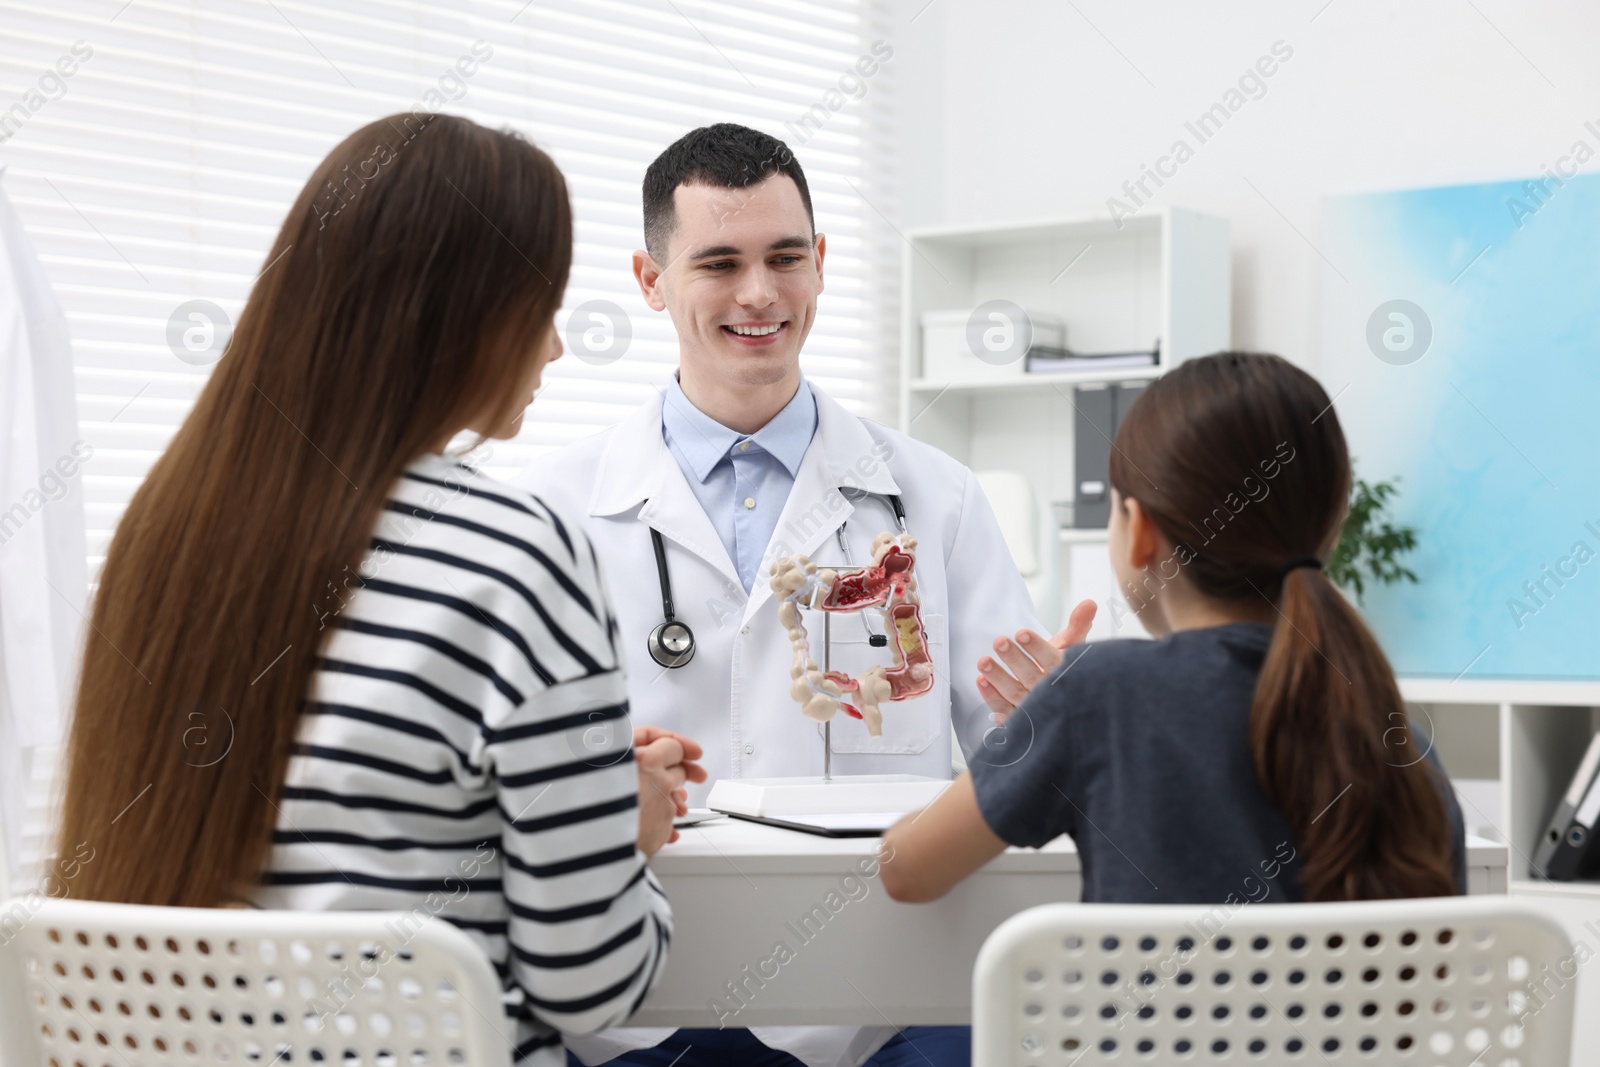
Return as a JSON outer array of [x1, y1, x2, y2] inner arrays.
[[522, 123, 1047, 1067]]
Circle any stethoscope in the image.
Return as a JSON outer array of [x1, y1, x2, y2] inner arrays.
[[646, 492, 908, 669]]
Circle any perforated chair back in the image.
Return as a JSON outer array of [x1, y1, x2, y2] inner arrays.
[[973, 897, 1574, 1066], [0, 896, 514, 1067]]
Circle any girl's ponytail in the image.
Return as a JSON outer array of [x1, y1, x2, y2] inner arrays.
[[1109, 352, 1456, 901], [1252, 564, 1456, 899]]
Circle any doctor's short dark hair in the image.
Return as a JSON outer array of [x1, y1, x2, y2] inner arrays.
[[642, 122, 814, 261]]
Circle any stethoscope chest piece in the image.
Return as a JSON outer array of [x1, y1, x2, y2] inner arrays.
[[648, 618, 696, 669], [647, 526, 696, 669]]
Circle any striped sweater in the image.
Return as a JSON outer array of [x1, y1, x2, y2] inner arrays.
[[252, 451, 671, 1064]]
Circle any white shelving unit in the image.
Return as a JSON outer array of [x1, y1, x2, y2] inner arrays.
[[1401, 678, 1600, 901], [896, 207, 1230, 636]]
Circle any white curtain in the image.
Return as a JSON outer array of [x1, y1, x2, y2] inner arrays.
[[0, 180, 87, 894]]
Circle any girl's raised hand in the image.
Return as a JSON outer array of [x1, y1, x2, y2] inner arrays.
[[976, 599, 1097, 722]]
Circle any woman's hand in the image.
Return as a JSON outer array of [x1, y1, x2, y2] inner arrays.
[[976, 599, 1097, 723], [634, 726, 707, 857]]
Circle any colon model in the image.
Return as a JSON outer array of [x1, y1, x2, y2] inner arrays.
[[770, 532, 934, 737]]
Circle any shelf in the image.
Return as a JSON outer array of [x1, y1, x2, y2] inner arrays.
[[1059, 528, 1109, 543], [1398, 678, 1600, 706], [1509, 878, 1600, 899], [907, 210, 1164, 248], [909, 365, 1163, 393]]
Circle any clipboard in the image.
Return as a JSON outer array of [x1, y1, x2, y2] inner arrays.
[[723, 811, 900, 838], [673, 809, 725, 829]]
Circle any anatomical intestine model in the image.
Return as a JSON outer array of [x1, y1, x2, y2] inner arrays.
[[769, 532, 934, 737]]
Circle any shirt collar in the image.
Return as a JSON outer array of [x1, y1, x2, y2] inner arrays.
[[749, 377, 817, 477], [661, 375, 817, 482]]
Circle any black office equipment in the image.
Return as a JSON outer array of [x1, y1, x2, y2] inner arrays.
[[1533, 731, 1600, 881]]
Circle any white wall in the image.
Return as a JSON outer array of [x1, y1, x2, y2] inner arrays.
[[886, 0, 1600, 375]]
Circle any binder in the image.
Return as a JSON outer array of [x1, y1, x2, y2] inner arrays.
[[1072, 385, 1114, 528], [1533, 731, 1600, 881], [1114, 380, 1147, 427], [1071, 382, 1147, 529]]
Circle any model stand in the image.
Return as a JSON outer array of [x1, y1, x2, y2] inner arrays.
[[706, 534, 949, 821]]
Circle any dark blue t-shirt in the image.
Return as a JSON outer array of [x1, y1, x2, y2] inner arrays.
[[967, 622, 1467, 904]]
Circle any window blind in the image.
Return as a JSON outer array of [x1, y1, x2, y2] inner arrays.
[[0, 0, 899, 579]]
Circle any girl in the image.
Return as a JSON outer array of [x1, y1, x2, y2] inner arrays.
[[881, 351, 1464, 905], [55, 114, 701, 1063]]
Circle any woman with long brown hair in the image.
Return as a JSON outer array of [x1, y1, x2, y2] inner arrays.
[[55, 114, 698, 1062], [878, 351, 1464, 904]]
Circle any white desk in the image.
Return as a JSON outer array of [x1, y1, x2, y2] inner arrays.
[[634, 818, 1509, 1028]]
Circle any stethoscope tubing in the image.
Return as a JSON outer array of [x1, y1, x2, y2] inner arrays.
[[646, 492, 906, 669]]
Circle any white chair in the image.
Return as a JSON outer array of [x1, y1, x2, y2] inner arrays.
[[973, 897, 1574, 1066], [0, 897, 515, 1067]]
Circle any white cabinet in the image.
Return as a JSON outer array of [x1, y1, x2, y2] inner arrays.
[[1403, 678, 1600, 899], [896, 208, 1231, 633]]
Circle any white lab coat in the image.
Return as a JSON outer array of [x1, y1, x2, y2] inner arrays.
[[518, 382, 1041, 1067], [0, 181, 88, 893]]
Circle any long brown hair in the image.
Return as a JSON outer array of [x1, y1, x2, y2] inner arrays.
[[56, 114, 572, 906], [1109, 352, 1456, 900]]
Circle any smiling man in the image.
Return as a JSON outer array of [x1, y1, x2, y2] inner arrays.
[[520, 124, 1053, 1067]]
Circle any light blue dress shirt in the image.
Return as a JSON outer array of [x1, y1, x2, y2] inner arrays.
[[660, 376, 818, 592]]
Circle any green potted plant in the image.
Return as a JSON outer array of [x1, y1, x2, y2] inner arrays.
[[1327, 473, 1419, 603]]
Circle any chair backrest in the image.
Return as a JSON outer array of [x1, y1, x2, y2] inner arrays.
[[0, 896, 514, 1067], [973, 897, 1575, 1067]]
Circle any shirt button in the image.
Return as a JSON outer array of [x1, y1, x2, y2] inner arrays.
[[743, 497, 756, 509], [738, 441, 752, 452], [744, 743, 755, 755], [740, 626, 750, 636]]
